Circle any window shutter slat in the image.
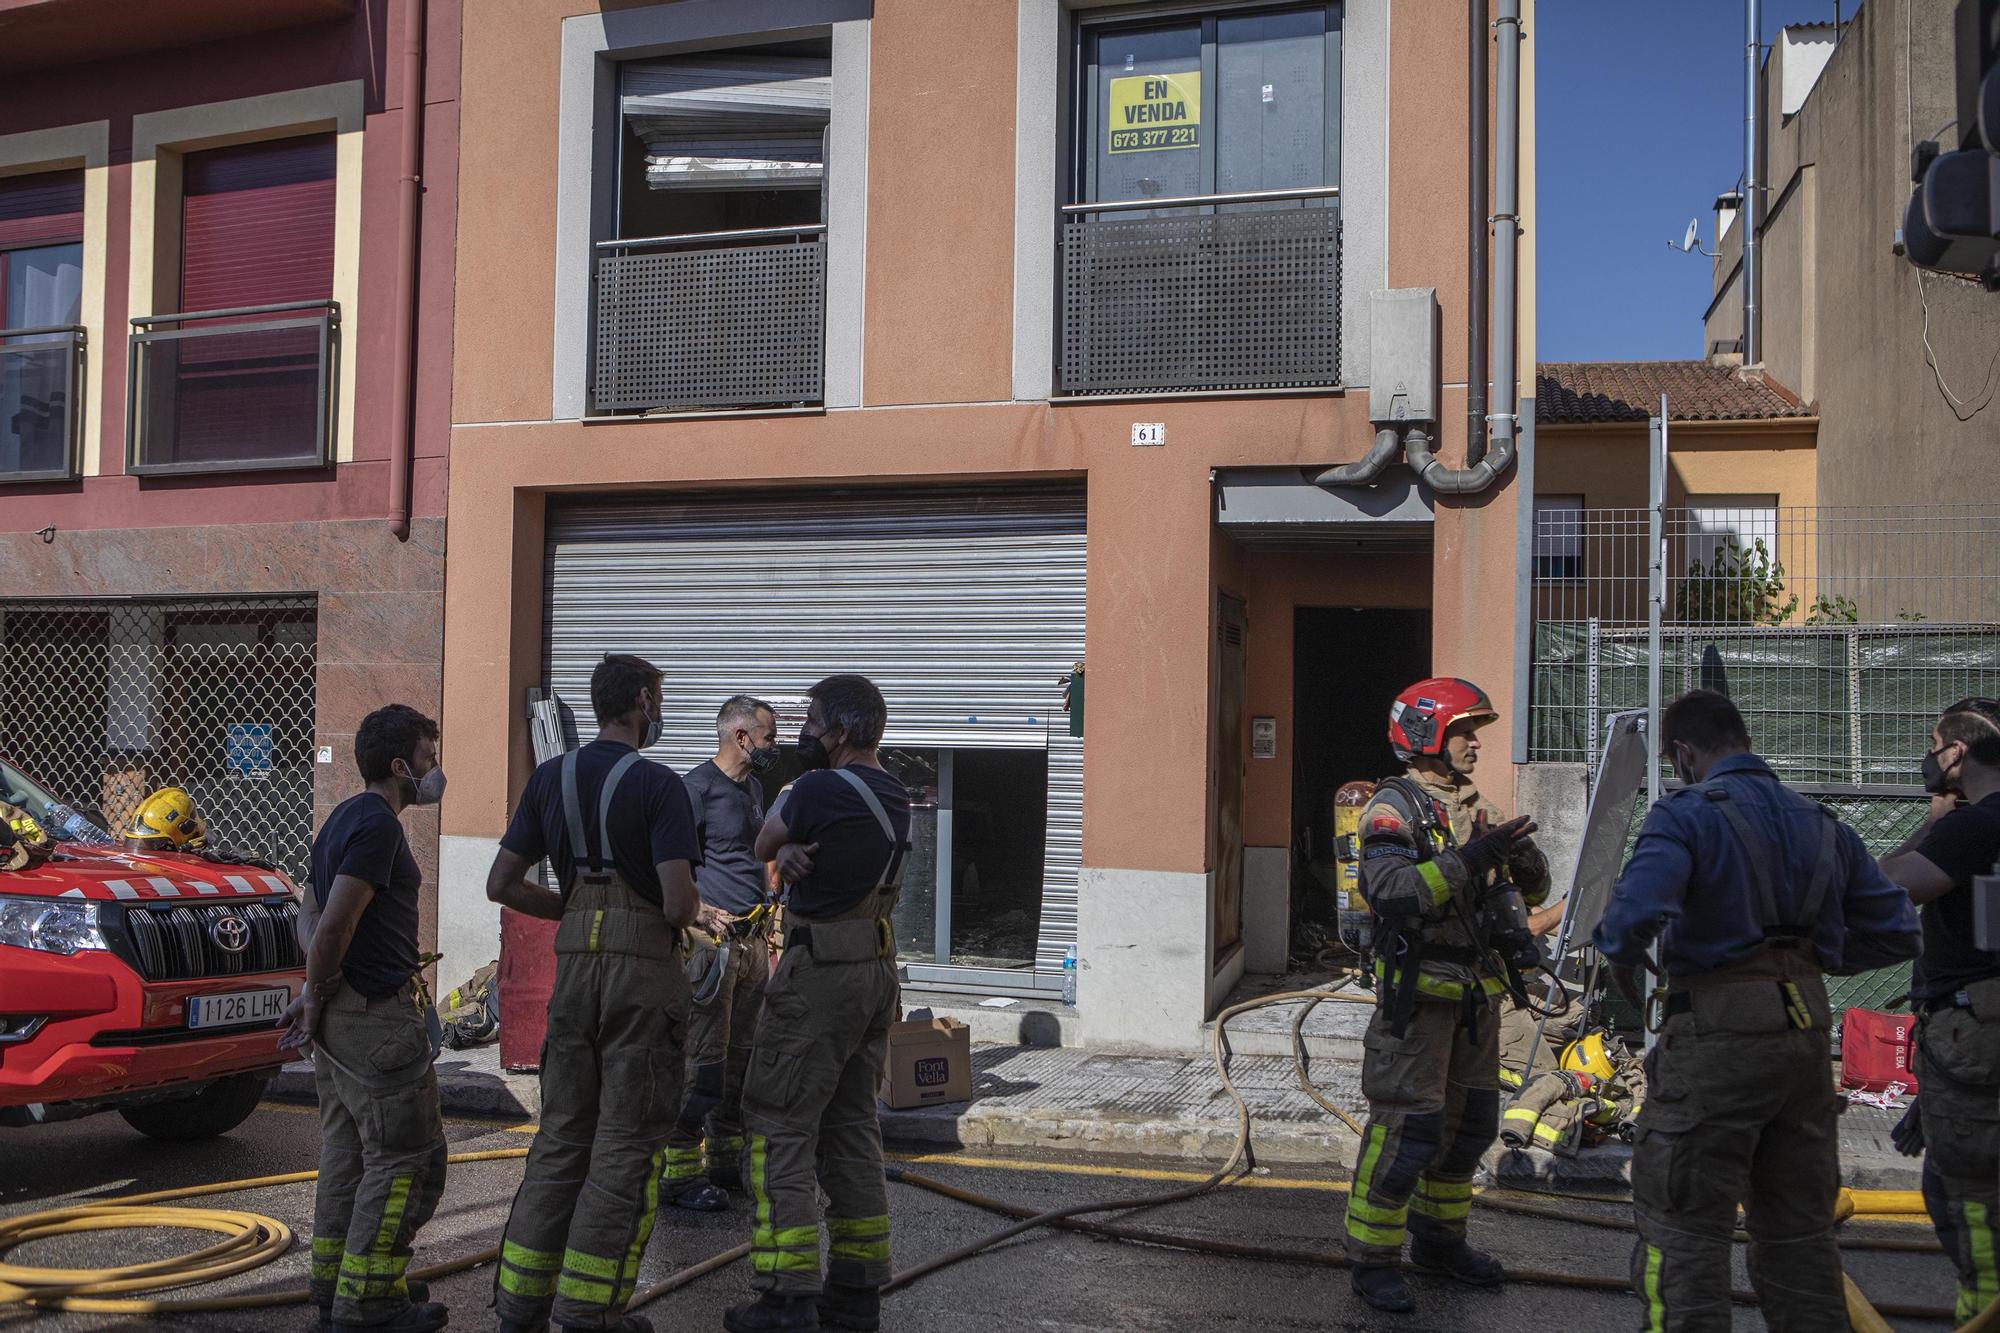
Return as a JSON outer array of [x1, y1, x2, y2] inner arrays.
[[0, 169, 84, 251], [179, 136, 336, 314]]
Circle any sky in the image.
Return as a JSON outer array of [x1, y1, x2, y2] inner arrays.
[[1535, 0, 1854, 362]]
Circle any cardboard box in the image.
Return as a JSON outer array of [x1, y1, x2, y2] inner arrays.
[[882, 1017, 972, 1109]]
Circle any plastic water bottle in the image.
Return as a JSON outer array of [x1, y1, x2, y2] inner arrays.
[[1061, 944, 1078, 1008]]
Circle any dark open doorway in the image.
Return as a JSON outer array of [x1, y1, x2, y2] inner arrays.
[[1292, 607, 1432, 922]]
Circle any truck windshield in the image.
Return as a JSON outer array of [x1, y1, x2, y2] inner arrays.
[[0, 760, 111, 841]]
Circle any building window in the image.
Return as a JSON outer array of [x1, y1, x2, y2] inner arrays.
[[887, 748, 1049, 974], [592, 41, 830, 414], [1686, 493, 1780, 569], [128, 134, 338, 475], [1061, 4, 1344, 395], [0, 169, 85, 481], [1533, 494, 1585, 581], [1079, 5, 1341, 210]]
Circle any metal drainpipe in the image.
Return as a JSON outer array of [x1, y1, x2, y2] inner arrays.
[[1407, 0, 1520, 494], [387, 0, 427, 541], [1466, 0, 1490, 469], [1742, 0, 1761, 366]]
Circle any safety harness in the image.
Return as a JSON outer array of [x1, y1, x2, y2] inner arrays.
[[1654, 780, 1838, 1033]]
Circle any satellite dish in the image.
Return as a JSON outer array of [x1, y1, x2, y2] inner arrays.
[[1682, 218, 1700, 252]]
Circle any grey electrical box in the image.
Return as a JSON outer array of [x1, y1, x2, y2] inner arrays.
[[1368, 288, 1438, 424]]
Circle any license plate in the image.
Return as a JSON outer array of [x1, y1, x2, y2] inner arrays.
[[187, 987, 290, 1030]]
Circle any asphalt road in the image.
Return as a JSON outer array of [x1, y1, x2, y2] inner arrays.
[[0, 1101, 1961, 1332]]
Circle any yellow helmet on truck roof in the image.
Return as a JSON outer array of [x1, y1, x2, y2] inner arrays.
[[123, 787, 208, 852]]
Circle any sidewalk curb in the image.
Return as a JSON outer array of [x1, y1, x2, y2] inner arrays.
[[269, 1059, 1924, 1192]]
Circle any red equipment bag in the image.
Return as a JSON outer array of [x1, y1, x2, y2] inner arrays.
[[1840, 1007, 1921, 1093]]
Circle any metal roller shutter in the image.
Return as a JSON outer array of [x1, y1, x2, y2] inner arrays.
[[544, 485, 1088, 977]]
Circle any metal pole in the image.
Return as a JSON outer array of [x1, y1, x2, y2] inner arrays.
[[1743, 0, 1761, 365], [1643, 399, 1668, 1049], [1648, 402, 1666, 810]]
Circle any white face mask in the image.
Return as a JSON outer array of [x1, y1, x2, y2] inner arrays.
[[399, 760, 447, 806]]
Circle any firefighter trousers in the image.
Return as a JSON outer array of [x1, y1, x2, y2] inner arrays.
[[740, 919, 899, 1295], [1629, 1015, 1845, 1332], [494, 878, 688, 1329], [310, 981, 449, 1327], [665, 917, 770, 1196], [1346, 995, 1501, 1268], [1916, 1004, 2000, 1323]]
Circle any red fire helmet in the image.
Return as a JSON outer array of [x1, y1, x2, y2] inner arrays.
[[1389, 677, 1498, 761]]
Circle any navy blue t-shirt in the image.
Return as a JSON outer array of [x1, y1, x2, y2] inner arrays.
[[312, 792, 422, 999], [779, 765, 911, 919], [500, 740, 701, 905]]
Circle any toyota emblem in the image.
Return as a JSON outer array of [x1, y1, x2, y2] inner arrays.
[[210, 913, 251, 955]]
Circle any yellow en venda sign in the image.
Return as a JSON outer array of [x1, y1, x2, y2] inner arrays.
[[1108, 72, 1201, 153]]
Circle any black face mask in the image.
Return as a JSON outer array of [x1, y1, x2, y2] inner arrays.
[[796, 730, 832, 771], [1922, 745, 1958, 796], [747, 744, 780, 775]]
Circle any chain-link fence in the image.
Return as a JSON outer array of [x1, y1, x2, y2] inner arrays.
[[0, 597, 317, 879], [1534, 505, 2000, 1018]]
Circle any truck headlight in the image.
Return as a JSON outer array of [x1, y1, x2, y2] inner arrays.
[[0, 896, 108, 955]]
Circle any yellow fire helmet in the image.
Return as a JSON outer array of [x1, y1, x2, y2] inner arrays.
[[1561, 1032, 1617, 1083], [0, 802, 52, 872], [124, 787, 209, 852]]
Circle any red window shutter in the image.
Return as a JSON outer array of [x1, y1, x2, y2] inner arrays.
[[0, 169, 84, 250], [179, 135, 335, 314]]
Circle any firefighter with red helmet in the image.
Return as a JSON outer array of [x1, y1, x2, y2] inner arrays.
[[1344, 677, 1551, 1314]]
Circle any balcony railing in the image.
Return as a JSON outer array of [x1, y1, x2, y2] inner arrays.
[[0, 325, 84, 482], [1058, 187, 1342, 397], [592, 225, 826, 414], [127, 299, 339, 476]]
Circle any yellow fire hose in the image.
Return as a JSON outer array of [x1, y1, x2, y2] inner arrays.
[[0, 983, 1976, 1327]]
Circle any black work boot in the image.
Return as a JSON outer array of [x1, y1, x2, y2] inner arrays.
[[1350, 1264, 1415, 1314], [330, 1300, 449, 1333], [322, 1284, 437, 1332], [722, 1292, 820, 1331], [561, 1318, 653, 1333], [1408, 1236, 1506, 1286], [816, 1283, 880, 1331], [495, 1320, 546, 1333]]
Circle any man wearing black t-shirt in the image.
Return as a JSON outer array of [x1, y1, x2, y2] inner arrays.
[[485, 654, 701, 1333], [1882, 697, 2000, 1324], [726, 675, 909, 1333], [282, 704, 451, 1333]]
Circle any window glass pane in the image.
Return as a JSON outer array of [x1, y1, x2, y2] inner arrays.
[[1091, 23, 1203, 205], [3, 243, 82, 334], [1216, 8, 1328, 196], [1686, 493, 1779, 570], [1533, 494, 1584, 581], [885, 749, 942, 965]]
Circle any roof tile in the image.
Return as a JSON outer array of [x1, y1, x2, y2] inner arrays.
[[1535, 361, 1814, 424]]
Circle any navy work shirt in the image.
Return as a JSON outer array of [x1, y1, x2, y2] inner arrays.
[[684, 759, 769, 915], [1911, 792, 2000, 1001], [1593, 753, 1920, 979], [500, 739, 701, 905], [312, 792, 422, 999], [778, 765, 911, 920]]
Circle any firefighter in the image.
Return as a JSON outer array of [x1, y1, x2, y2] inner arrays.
[[665, 695, 781, 1210], [726, 675, 908, 1333], [483, 654, 703, 1333], [1595, 689, 1920, 1332], [1878, 697, 2000, 1322], [1344, 677, 1550, 1314], [281, 704, 451, 1333]]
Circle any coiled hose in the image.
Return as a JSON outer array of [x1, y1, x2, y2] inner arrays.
[[0, 980, 1977, 1327]]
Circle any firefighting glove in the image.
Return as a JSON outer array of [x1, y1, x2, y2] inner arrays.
[[1460, 816, 1535, 880], [1892, 1099, 1924, 1157]]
